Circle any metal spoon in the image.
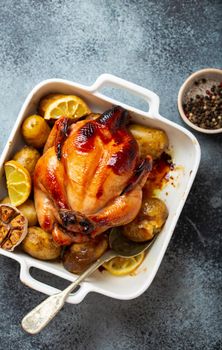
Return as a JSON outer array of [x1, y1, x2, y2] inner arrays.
[[21, 228, 156, 334]]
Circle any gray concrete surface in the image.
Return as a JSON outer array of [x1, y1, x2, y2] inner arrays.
[[0, 0, 221, 349]]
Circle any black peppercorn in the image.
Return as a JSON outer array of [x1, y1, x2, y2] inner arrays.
[[183, 81, 222, 129]]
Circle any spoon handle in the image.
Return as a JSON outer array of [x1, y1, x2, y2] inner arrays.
[[21, 250, 115, 335]]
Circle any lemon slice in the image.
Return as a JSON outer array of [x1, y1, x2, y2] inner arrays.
[[4, 160, 31, 206], [103, 252, 144, 276], [39, 94, 91, 120]]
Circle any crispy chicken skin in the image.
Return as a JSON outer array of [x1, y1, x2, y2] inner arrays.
[[34, 106, 152, 245]]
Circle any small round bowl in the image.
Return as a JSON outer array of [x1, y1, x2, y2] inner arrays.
[[178, 68, 222, 134]]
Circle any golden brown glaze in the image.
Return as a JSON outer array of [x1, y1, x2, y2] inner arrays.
[[34, 106, 152, 245]]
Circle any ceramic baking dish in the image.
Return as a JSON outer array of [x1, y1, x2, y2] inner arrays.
[[0, 74, 201, 304]]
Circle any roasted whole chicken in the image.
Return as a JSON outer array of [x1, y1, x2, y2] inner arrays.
[[34, 106, 152, 245]]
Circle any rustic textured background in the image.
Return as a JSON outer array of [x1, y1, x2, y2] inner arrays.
[[0, 0, 221, 349]]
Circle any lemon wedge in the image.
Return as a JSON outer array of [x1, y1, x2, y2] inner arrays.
[[103, 252, 144, 276], [39, 94, 91, 120], [4, 160, 31, 206]]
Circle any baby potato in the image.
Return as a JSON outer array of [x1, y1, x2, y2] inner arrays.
[[129, 124, 169, 159], [13, 146, 40, 176], [22, 115, 51, 148], [22, 226, 61, 260], [18, 199, 38, 227], [0, 197, 37, 227], [63, 236, 108, 274], [123, 198, 168, 242]]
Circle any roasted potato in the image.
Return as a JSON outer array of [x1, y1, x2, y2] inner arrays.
[[123, 198, 168, 242], [21, 115, 51, 148], [0, 197, 38, 227], [13, 146, 40, 176], [17, 199, 38, 227], [63, 236, 108, 274], [129, 124, 169, 159], [22, 226, 61, 260]]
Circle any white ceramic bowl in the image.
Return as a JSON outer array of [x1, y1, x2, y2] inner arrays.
[[0, 74, 201, 303], [178, 68, 222, 134]]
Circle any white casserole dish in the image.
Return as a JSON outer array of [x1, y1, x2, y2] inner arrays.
[[0, 74, 201, 304]]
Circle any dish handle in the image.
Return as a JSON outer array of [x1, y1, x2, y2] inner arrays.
[[19, 260, 90, 304], [90, 73, 160, 117]]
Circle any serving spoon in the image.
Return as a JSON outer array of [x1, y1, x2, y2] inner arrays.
[[21, 228, 156, 334]]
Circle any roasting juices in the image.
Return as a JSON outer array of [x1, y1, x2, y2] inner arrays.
[[143, 152, 174, 198]]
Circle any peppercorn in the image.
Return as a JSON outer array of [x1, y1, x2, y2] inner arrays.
[[183, 81, 222, 129]]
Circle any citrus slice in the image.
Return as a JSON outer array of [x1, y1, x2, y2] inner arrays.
[[103, 252, 144, 276], [39, 94, 91, 120], [4, 160, 31, 206]]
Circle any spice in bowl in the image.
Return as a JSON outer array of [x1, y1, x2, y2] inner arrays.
[[183, 80, 222, 130]]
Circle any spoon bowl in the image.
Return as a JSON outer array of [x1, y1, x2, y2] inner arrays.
[[109, 227, 156, 257]]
